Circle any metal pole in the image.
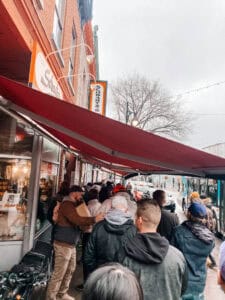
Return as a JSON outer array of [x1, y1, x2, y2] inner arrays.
[[126, 102, 129, 124], [221, 180, 225, 233], [22, 134, 43, 254], [57, 73, 96, 82], [46, 43, 94, 61], [94, 25, 100, 81]]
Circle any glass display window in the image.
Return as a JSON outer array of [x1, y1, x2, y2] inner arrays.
[[35, 137, 60, 232], [0, 110, 34, 241], [42, 138, 60, 164], [0, 159, 31, 241]]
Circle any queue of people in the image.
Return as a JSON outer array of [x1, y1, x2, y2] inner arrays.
[[45, 182, 224, 300]]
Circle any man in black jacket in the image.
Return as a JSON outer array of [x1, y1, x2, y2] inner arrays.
[[84, 194, 136, 275], [153, 190, 179, 242]]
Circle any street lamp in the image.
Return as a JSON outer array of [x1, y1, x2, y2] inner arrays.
[[57, 72, 96, 82], [125, 102, 138, 127], [131, 117, 138, 127], [46, 43, 95, 62], [86, 54, 95, 65], [125, 102, 132, 124]]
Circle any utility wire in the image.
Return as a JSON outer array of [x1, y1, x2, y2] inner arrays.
[[169, 80, 225, 100], [168, 80, 225, 116]]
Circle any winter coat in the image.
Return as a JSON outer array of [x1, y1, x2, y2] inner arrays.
[[84, 199, 102, 233], [171, 221, 215, 296], [205, 205, 217, 232], [97, 198, 112, 214], [118, 232, 188, 300], [84, 209, 136, 273], [157, 208, 179, 242], [87, 199, 101, 217], [54, 197, 96, 247]]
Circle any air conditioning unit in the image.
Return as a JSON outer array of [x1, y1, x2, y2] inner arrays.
[[36, 0, 44, 10]]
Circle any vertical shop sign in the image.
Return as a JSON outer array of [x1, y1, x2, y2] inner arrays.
[[89, 81, 107, 115]]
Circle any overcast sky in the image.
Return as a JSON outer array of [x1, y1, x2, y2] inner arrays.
[[93, 0, 225, 149]]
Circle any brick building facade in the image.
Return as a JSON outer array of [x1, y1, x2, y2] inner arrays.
[[0, 0, 96, 106]]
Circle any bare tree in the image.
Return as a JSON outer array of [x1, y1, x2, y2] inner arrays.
[[111, 73, 192, 139]]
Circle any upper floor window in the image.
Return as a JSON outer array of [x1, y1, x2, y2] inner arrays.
[[68, 26, 77, 92], [52, 0, 66, 49]]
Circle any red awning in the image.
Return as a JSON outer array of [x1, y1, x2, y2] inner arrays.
[[1, 75, 225, 178]]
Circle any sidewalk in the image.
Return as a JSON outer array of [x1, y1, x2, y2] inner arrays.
[[205, 238, 224, 300]]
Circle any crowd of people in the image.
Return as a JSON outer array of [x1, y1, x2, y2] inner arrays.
[[45, 181, 225, 300]]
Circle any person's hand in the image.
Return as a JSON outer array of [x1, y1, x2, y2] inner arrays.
[[95, 212, 105, 223]]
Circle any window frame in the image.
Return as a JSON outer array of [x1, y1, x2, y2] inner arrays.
[[52, 0, 67, 66]]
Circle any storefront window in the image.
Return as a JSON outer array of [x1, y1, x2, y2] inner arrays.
[[0, 110, 34, 241], [0, 111, 33, 156], [42, 138, 60, 163], [36, 138, 60, 232]]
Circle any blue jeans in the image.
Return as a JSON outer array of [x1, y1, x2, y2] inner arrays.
[[182, 293, 204, 300]]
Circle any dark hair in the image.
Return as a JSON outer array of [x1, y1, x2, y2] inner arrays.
[[87, 189, 99, 202], [152, 190, 165, 205], [82, 263, 143, 300], [99, 186, 113, 203], [58, 181, 70, 197], [69, 185, 83, 193]]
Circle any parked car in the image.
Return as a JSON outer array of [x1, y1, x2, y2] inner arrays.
[[133, 186, 150, 201], [133, 186, 176, 212]]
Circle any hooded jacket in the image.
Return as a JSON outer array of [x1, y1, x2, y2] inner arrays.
[[118, 233, 188, 300], [171, 221, 215, 295], [84, 209, 136, 273]]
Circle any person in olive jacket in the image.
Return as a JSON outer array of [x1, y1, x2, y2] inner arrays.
[[46, 185, 104, 300], [84, 194, 137, 276]]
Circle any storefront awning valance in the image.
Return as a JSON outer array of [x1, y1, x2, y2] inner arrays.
[[1, 76, 225, 178]]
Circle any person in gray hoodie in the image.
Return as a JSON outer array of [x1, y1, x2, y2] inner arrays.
[[84, 194, 136, 276], [118, 199, 188, 300]]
